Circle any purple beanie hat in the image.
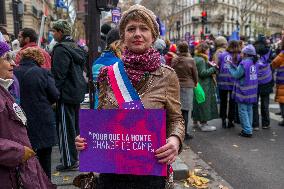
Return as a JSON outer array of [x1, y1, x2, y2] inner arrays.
[[242, 44, 256, 56], [0, 41, 10, 57]]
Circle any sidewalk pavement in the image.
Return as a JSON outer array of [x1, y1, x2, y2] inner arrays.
[[51, 142, 233, 189]]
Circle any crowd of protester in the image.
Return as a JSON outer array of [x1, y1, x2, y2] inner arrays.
[[0, 3, 284, 188]]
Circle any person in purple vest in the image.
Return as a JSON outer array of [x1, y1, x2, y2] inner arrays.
[[253, 36, 274, 130], [217, 40, 240, 128], [228, 44, 258, 137]]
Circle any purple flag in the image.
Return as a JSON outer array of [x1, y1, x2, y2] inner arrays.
[[79, 109, 167, 176]]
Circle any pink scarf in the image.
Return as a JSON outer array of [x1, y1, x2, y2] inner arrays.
[[122, 47, 161, 86]]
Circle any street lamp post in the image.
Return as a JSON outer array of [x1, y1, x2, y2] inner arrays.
[[248, 20, 251, 38], [87, 0, 118, 109], [176, 21, 181, 41]]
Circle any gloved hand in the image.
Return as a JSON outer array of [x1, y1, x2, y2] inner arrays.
[[22, 146, 36, 162]]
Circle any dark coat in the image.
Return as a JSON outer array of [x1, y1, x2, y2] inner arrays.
[[255, 43, 274, 95], [51, 37, 87, 104], [14, 59, 59, 150], [0, 85, 55, 189]]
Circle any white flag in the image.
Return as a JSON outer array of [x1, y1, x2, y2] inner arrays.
[[0, 32, 5, 42]]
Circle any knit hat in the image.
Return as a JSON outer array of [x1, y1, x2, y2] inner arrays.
[[153, 39, 166, 51], [101, 24, 112, 35], [0, 41, 10, 57], [242, 44, 256, 56], [169, 44, 177, 53], [52, 19, 72, 35], [106, 28, 120, 47], [215, 36, 227, 47], [119, 4, 159, 42]]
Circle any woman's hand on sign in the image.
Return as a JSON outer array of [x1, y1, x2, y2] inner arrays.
[[155, 136, 180, 165], [75, 135, 87, 151]]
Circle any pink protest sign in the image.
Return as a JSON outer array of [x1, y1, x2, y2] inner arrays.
[[79, 109, 167, 176]]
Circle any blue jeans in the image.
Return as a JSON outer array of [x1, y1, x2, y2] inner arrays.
[[238, 103, 253, 134]]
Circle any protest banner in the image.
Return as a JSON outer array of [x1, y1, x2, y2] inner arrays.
[[79, 109, 167, 176]]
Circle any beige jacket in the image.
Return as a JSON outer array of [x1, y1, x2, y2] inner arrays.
[[98, 64, 185, 148]]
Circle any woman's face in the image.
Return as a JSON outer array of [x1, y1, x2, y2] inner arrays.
[[0, 52, 15, 80], [124, 20, 154, 54]]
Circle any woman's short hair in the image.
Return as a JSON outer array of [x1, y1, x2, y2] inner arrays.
[[109, 40, 123, 58], [119, 4, 159, 42], [177, 41, 189, 53], [21, 47, 45, 66], [195, 42, 209, 54]]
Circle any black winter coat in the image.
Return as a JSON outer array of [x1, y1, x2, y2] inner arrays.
[[51, 37, 87, 104], [14, 59, 59, 150]]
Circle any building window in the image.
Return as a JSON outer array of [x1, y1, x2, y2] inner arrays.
[[227, 23, 230, 34]]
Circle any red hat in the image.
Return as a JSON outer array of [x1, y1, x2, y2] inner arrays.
[[169, 44, 177, 53]]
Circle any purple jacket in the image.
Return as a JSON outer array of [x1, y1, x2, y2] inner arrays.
[[0, 85, 55, 189]]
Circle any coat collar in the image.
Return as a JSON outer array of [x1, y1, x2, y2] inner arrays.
[[149, 66, 163, 76], [19, 58, 38, 67], [21, 42, 37, 50]]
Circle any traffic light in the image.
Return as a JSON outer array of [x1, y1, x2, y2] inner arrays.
[[201, 11, 207, 24], [176, 21, 181, 31], [200, 30, 205, 40]]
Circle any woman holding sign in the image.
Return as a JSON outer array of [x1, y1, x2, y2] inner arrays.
[[75, 4, 185, 189]]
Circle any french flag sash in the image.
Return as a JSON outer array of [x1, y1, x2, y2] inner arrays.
[[107, 61, 144, 109]]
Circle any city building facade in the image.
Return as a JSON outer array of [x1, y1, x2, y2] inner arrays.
[[168, 0, 284, 41], [1, 0, 55, 39], [73, 0, 86, 41]]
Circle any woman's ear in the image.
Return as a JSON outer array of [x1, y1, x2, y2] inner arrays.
[[152, 36, 155, 44]]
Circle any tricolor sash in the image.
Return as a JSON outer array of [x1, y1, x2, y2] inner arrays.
[[107, 61, 144, 109]]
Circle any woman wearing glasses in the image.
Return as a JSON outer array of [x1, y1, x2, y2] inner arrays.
[[0, 41, 55, 188]]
